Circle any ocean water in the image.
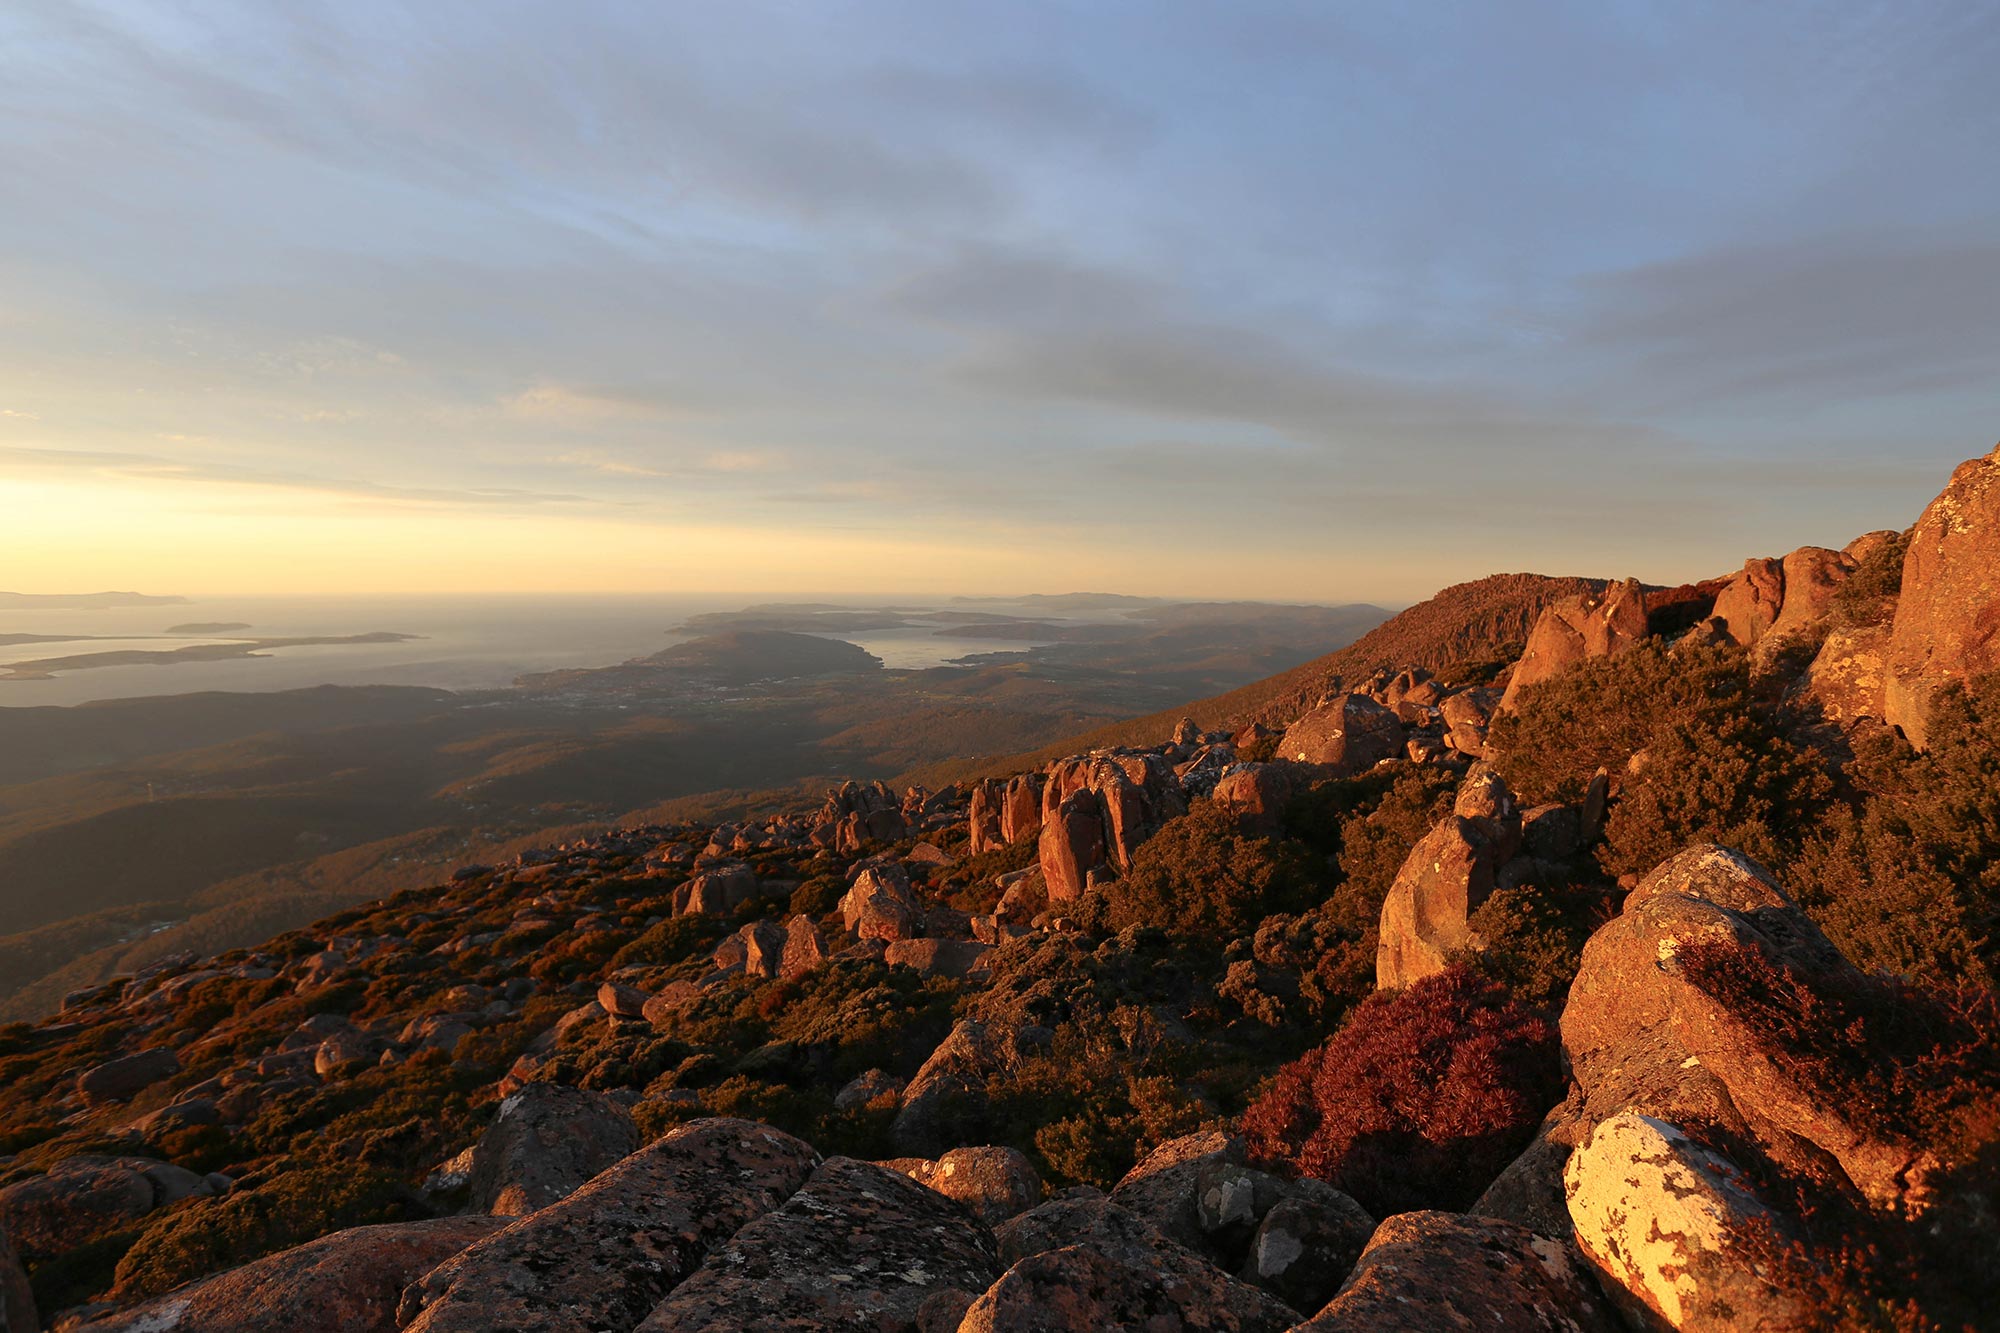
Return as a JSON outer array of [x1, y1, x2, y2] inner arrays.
[[0, 594, 1069, 708]]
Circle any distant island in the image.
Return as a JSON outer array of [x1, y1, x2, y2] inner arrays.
[[0, 591, 188, 609], [165, 622, 253, 635], [0, 632, 417, 681]]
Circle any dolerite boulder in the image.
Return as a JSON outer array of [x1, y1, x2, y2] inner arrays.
[[1209, 762, 1292, 833], [780, 914, 828, 979], [1297, 1211, 1615, 1331], [0, 1157, 210, 1260], [1239, 1179, 1374, 1315], [1805, 622, 1894, 725], [75, 1048, 181, 1104], [465, 1083, 640, 1216], [879, 1147, 1041, 1227], [0, 1217, 32, 1333], [66, 1217, 502, 1333], [841, 864, 924, 941], [636, 1157, 999, 1331], [1375, 766, 1523, 990], [892, 1020, 1048, 1156], [1561, 845, 1930, 1209], [981, 1196, 1298, 1332], [400, 1118, 818, 1333], [1563, 1112, 1801, 1331], [1105, 1130, 1245, 1256], [1886, 442, 2000, 747], [1500, 577, 1649, 711], [1276, 693, 1404, 775]]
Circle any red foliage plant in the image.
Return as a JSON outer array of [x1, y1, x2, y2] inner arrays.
[[1241, 965, 1561, 1216]]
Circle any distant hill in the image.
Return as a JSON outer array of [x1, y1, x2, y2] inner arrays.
[[899, 573, 1607, 786], [644, 630, 883, 682]]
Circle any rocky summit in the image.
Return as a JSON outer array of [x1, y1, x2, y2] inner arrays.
[[1, 444, 1998, 1332]]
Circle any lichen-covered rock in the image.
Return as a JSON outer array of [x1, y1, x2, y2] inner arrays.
[[1238, 1178, 1373, 1314], [1562, 844, 1930, 1208], [1886, 442, 2000, 747], [780, 914, 828, 980], [465, 1083, 640, 1216], [1298, 1210, 1616, 1331], [400, 1118, 818, 1333], [1105, 1131, 1245, 1255], [983, 1196, 1297, 1332], [65, 1217, 501, 1333], [1564, 1111, 1801, 1331], [1277, 694, 1405, 775], [1209, 762, 1292, 833], [883, 938, 993, 980], [636, 1157, 998, 1331], [1804, 622, 1893, 725]]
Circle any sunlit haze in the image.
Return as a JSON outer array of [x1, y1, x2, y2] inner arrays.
[[4, 1, 1998, 600]]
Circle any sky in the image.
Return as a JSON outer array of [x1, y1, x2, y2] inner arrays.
[[2, 1, 1998, 603]]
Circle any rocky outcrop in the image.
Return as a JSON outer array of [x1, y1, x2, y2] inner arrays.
[[967, 779, 1005, 855], [465, 1083, 639, 1216], [1276, 693, 1404, 775], [635, 1157, 998, 1331], [1804, 622, 1894, 724], [1000, 774, 1042, 845], [1707, 546, 1858, 660], [1886, 443, 2000, 747], [68, 1218, 502, 1333], [1297, 1211, 1616, 1331], [1710, 556, 1787, 648], [1500, 577, 1649, 711], [1563, 1111, 1799, 1331], [401, 1118, 818, 1332], [1034, 753, 1187, 902], [1038, 792, 1105, 903]]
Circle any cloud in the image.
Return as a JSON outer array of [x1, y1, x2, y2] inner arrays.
[[0, 445, 606, 510]]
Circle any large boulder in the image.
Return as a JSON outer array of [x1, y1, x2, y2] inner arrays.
[[1562, 845, 1930, 1208], [76, 1048, 181, 1105], [841, 864, 924, 942], [674, 864, 761, 917], [880, 1147, 1041, 1227], [967, 779, 1005, 856], [1209, 763, 1292, 833], [465, 1083, 640, 1216], [67, 1217, 501, 1333], [635, 1157, 998, 1332], [1277, 693, 1405, 775], [1564, 1111, 1802, 1331], [0, 1157, 204, 1260], [1886, 442, 2000, 748], [400, 1118, 817, 1333], [982, 1196, 1298, 1332], [893, 1020, 1047, 1156], [1375, 767, 1523, 990], [780, 914, 828, 979], [1239, 1179, 1374, 1315], [1805, 622, 1894, 725], [1500, 577, 1649, 711], [1297, 1210, 1616, 1331], [1105, 1131, 1244, 1256]]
